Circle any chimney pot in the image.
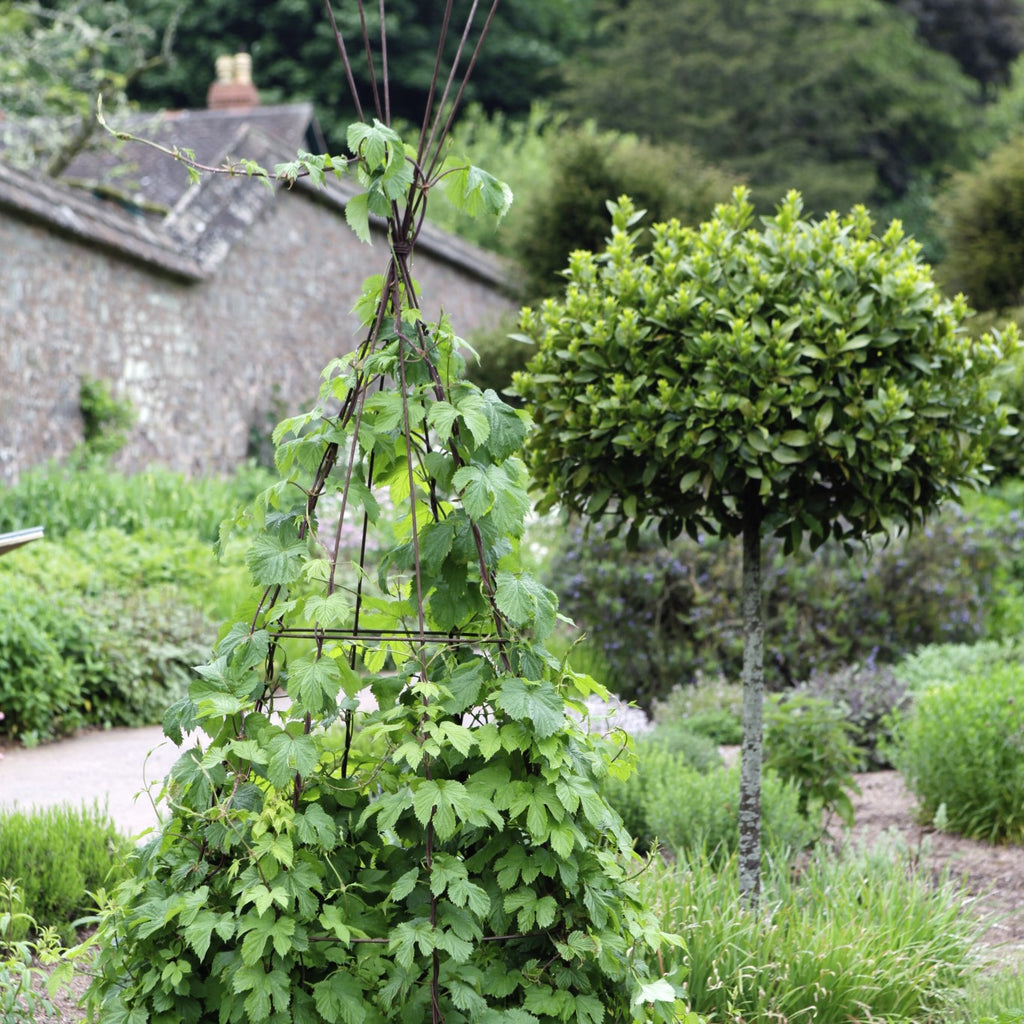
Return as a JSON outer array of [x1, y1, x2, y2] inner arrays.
[[207, 52, 260, 110]]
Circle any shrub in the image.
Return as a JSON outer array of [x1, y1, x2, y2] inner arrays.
[[543, 497, 1024, 708], [604, 753, 819, 862], [895, 638, 1024, 692], [0, 804, 130, 940], [937, 134, 1024, 311], [892, 664, 1024, 842], [650, 672, 744, 744], [643, 842, 980, 1023], [794, 660, 910, 769], [510, 129, 737, 299], [0, 536, 220, 739], [764, 693, 863, 827], [0, 588, 82, 741], [0, 459, 273, 542], [640, 721, 722, 774]]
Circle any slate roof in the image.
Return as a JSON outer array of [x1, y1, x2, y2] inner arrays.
[[0, 104, 510, 288]]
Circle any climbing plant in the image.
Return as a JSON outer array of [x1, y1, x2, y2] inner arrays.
[[76, 5, 687, 1024]]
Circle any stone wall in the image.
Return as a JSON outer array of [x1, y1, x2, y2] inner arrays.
[[0, 187, 516, 483]]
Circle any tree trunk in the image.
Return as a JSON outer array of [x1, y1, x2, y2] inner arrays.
[[737, 497, 764, 905]]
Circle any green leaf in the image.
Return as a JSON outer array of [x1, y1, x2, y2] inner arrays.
[[266, 732, 319, 787], [344, 191, 371, 244], [633, 978, 677, 1006], [288, 655, 343, 714], [246, 529, 308, 585], [495, 679, 565, 738], [313, 970, 368, 1024], [412, 779, 469, 841]]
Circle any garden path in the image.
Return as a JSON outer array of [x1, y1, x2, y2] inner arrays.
[[0, 725, 179, 837]]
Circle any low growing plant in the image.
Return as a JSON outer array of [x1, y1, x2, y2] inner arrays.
[[764, 692, 864, 827], [794, 659, 910, 769], [892, 664, 1024, 842], [644, 841, 980, 1023], [603, 753, 819, 861], [0, 879, 64, 1024], [0, 803, 130, 940]]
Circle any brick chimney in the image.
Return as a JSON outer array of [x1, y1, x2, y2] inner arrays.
[[206, 53, 260, 110]]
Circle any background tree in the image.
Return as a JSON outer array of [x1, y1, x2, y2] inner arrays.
[[936, 134, 1024, 310], [515, 188, 1015, 901], [114, 0, 593, 150], [882, 0, 1024, 96], [0, 0, 165, 176], [559, 0, 983, 216]]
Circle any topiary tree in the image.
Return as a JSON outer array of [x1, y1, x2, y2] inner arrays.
[[74, 6, 687, 1024], [515, 187, 1016, 901]]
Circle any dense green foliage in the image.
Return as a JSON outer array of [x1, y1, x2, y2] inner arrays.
[[508, 132, 737, 300], [604, 755, 819, 862], [517, 189, 1013, 551], [763, 693, 863, 826], [883, 0, 1024, 92], [0, 529, 244, 741], [0, 457, 272, 541], [122, 0, 593, 148], [0, 803, 129, 940], [78, 374, 136, 457], [645, 845, 981, 1023], [542, 496, 1024, 707], [83, 117, 684, 1024], [938, 135, 1024, 310], [560, 0, 984, 213], [893, 663, 1024, 841]]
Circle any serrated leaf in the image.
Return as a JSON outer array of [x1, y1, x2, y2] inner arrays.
[[266, 732, 319, 787], [344, 191, 371, 244], [495, 679, 565, 738], [288, 655, 343, 714], [246, 530, 308, 586]]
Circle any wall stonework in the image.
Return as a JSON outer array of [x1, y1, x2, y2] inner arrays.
[[0, 186, 516, 483]]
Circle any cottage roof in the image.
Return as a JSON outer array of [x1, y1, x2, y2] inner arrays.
[[0, 103, 510, 289]]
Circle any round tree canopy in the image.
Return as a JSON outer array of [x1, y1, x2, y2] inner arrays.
[[515, 188, 1017, 550]]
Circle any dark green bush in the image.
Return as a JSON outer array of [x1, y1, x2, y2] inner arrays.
[[510, 129, 737, 300], [0, 803, 130, 941], [604, 751, 819, 861], [892, 663, 1024, 842], [0, 589, 81, 741], [937, 135, 1024, 311], [544, 494, 1024, 708]]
